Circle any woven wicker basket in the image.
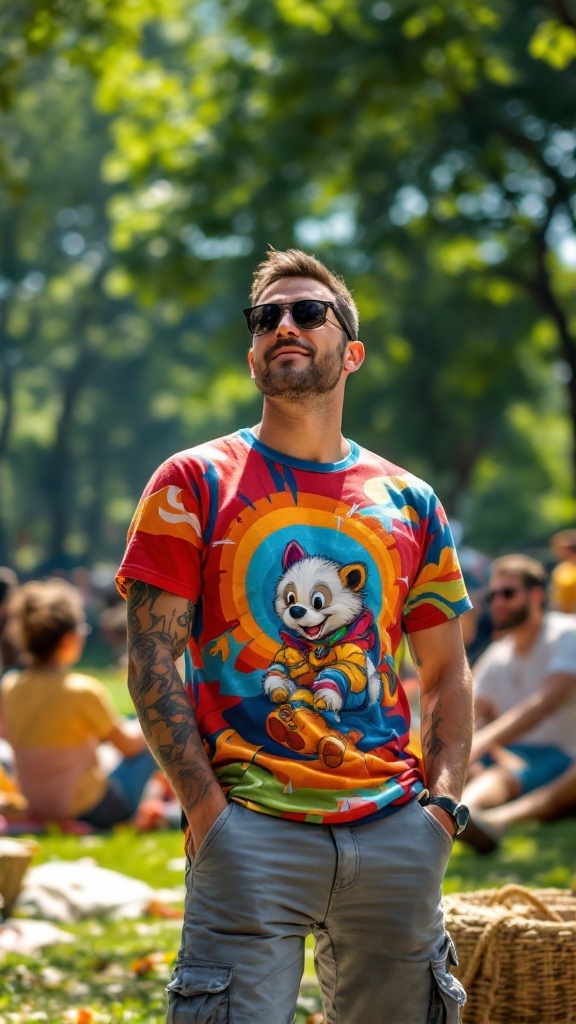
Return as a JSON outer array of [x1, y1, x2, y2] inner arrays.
[[444, 885, 576, 1024], [0, 837, 39, 917]]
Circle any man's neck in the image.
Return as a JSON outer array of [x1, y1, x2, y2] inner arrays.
[[511, 614, 544, 655], [253, 397, 350, 464]]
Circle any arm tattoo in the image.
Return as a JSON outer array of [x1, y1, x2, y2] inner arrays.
[[421, 702, 447, 760], [126, 580, 218, 815]]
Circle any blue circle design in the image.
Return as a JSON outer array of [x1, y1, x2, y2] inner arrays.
[[244, 524, 385, 641]]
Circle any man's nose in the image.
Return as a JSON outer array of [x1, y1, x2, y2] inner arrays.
[[276, 309, 300, 335]]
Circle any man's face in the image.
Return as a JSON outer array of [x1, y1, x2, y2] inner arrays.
[[247, 277, 351, 399], [487, 573, 533, 631]]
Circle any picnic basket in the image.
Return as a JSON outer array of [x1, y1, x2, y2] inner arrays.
[[444, 884, 576, 1024], [0, 837, 40, 918]]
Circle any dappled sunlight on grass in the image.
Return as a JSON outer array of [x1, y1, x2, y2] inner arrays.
[[32, 827, 185, 891], [3, 815, 574, 1021], [445, 817, 576, 894]]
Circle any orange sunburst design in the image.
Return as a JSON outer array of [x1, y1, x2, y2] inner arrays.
[[214, 492, 401, 671], [128, 485, 202, 546], [213, 726, 411, 793]]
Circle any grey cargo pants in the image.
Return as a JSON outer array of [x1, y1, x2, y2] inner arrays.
[[166, 799, 466, 1024]]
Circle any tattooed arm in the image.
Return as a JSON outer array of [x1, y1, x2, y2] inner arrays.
[[408, 617, 473, 835], [126, 579, 227, 853]]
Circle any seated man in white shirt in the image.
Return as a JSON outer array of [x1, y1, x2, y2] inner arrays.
[[461, 554, 576, 851]]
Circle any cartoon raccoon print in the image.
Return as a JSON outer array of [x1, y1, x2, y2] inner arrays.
[[263, 540, 382, 715]]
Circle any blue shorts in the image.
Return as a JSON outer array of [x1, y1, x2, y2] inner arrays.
[[483, 744, 573, 795]]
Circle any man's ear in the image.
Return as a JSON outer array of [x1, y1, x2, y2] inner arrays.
[[343, 340, 365, 375], [247, 348, 255, 379]]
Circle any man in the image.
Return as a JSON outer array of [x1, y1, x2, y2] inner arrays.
[[117, 248, 473, 1024], [463, 759, 576, 852], [550, 529, 576, 613], [462, 554, 576, 851]]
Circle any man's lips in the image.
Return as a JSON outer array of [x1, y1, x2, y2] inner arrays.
[[269, 347, 312, 362]]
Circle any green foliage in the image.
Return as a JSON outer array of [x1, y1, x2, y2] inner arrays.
[[530, 18, 576, 69], [2, 0, 576, 572]]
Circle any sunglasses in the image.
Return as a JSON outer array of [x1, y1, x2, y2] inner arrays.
[[243, 299, 353, 340], [486, 587, 523, 604]]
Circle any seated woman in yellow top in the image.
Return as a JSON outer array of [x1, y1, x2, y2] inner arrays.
[[0, 578, 156, 828]]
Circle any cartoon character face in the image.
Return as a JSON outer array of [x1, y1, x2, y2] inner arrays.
[[274, 540, 367, 641]]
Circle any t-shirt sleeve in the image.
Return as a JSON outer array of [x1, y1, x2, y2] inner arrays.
[[549, 627, 576, 676], [402, 490, 472, 634], [116, 455, 205, 603]]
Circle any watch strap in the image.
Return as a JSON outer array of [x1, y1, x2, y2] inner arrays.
[[425, 796, 460, 815], [422, 795, 470, 835]]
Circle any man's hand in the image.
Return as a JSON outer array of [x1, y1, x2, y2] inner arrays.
[[186, 789, 229, 858], [424, 803, 457, 838]]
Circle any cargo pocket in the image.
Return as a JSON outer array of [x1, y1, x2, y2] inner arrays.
[[166, 959, 234, 1023], [428, 935, 466, 1024]]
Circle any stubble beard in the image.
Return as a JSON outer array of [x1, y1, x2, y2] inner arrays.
[[252, 338, 347, 399], [492, 603, 531, 631]]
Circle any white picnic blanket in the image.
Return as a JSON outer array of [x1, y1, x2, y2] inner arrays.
[[16, 858, 182, 922], [0, 918, 73, 955]]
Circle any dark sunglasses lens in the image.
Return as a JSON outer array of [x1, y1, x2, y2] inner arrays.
[[249, 304, 281, 335], [487, 588, 517, 603], [292, 300, 327, 329]]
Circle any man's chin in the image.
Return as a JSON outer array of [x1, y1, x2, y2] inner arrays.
[[493, 612, 529, 631], [255, 368, 340, 399]]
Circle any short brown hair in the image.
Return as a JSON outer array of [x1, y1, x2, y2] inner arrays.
[[250, 247, 359, 340], [551, 529, 576, 553], [14, 578, 85, 662], [490, 555, 548, 590]]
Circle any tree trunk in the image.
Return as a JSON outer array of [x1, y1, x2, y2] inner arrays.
[[0, 296, 16, 565], [45, 269, 109, 568], [83, 437, 107, 567], [533, 234, 576, 494], [46, 344, 95, 566]]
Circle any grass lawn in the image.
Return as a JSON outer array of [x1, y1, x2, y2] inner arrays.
[[1, 819, 575, 1023], [1, 664, 573, 1022]]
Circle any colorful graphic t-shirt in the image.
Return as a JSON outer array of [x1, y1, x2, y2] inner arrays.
[[117, 429, 471, 825]]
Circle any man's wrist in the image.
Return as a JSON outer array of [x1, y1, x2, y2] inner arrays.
[[426, 804, 458, 837], [421, 794, 470, 835]]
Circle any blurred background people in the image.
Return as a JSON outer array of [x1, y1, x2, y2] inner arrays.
[[0, 567, 25, 676], [461, 554, 576, 851], [99, 601, 128, 669], [466, 758, 576, 852], [0, 578, 156, 828], [457, 545, 492, 667], [549, 529, 576, 614]]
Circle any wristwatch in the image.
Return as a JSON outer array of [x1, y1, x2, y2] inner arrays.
[[422, 795, 470, 835]]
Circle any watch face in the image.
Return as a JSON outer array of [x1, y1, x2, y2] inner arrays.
[[455, 803, 470, 832]]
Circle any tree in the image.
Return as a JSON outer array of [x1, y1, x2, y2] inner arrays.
[[1, 0, 576, 570], [92, 0, 576, 540], [0, 40, 256, 571]]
